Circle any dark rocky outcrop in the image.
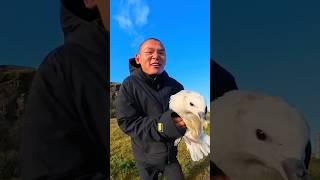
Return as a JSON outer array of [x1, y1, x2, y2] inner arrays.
[[0, 65, 36, 179]]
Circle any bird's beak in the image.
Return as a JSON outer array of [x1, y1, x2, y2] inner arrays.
[[281, 158, 309, 180], [198, 112, 206, 120]]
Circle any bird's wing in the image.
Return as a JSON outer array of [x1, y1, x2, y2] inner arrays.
[[183, 134, 210, 161]]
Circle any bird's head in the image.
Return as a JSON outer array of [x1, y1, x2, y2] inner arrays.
[[212, 90, 310, 180], [169, 90, 207, 120]]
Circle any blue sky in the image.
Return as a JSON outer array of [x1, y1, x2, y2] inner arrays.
[[0, 1, 210, 108], [212, 0, 320, 151], [110, 0, 210, 107], [0, 1, 62, 67]]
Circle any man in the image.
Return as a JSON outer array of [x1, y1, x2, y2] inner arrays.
[[116, 38, 186, 180], [21, 0, 109, 179]]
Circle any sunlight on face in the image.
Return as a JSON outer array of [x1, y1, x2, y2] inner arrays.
[[135, 39, 166, 75]]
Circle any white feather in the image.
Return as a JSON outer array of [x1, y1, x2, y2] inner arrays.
[[169, 90, 210, 161], [212, 90, 310, 180]]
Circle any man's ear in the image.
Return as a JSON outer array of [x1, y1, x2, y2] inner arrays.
[[135, 54, 141, 64], [96, 0, 110, 31], [83, 0, 97, 9]]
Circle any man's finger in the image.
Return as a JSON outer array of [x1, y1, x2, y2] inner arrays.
[[176, 120, 186, 128]]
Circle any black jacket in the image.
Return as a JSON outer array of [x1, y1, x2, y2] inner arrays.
[[20, 1, 109, 179], [116, 59, 185, 166]]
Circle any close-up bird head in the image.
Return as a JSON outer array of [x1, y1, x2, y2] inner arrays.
[[169, 90, 207, 121], [212, 90, 310, 180]]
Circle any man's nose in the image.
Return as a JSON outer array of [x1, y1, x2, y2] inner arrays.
[[152, 51, 159, 59]]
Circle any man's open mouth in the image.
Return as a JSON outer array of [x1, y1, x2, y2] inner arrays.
[[151, 63, 161, 67]]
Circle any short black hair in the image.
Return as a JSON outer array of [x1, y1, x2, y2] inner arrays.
[[138, 38, 164, 53], [61, 0, 100, 21]]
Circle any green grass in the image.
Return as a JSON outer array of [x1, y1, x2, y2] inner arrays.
[[110, 118, 320, 180], [110, 118, 210, 180], [309, 158, 320, 180]]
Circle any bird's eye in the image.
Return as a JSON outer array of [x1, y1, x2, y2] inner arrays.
[[189, 102, 194, 106], [256, 129, 267, 141]]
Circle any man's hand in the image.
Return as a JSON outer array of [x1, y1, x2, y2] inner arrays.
[[172, 112, 186, 128], [174, 116, 186, 128]]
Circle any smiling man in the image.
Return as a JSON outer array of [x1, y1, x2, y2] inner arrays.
[[116, 38, 186, 179], [135, 39, 166, 74]]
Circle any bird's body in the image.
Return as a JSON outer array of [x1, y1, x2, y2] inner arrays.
[[169, 90, 210, 161], [212, 90, 310, 180]]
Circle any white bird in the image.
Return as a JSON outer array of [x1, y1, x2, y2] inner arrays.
[[212, 90, 310, 180], [169, 90, 210, 161]]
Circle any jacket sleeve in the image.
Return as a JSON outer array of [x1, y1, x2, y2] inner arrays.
[[116, 80, 186, 142]]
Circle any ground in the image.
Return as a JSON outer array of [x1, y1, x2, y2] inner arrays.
[[110, 118, 210, 180], [110, 118, 320, 180]]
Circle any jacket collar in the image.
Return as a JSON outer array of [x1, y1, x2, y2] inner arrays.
[[133, 68, 169, 90]]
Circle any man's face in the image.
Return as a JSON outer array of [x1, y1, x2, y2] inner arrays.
[[135, 39, 166, 75]]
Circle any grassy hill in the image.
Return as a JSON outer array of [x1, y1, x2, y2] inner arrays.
[[0, 65, 36, 179], [310, 158, 320, 179], [110, 118, 210, 180]]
